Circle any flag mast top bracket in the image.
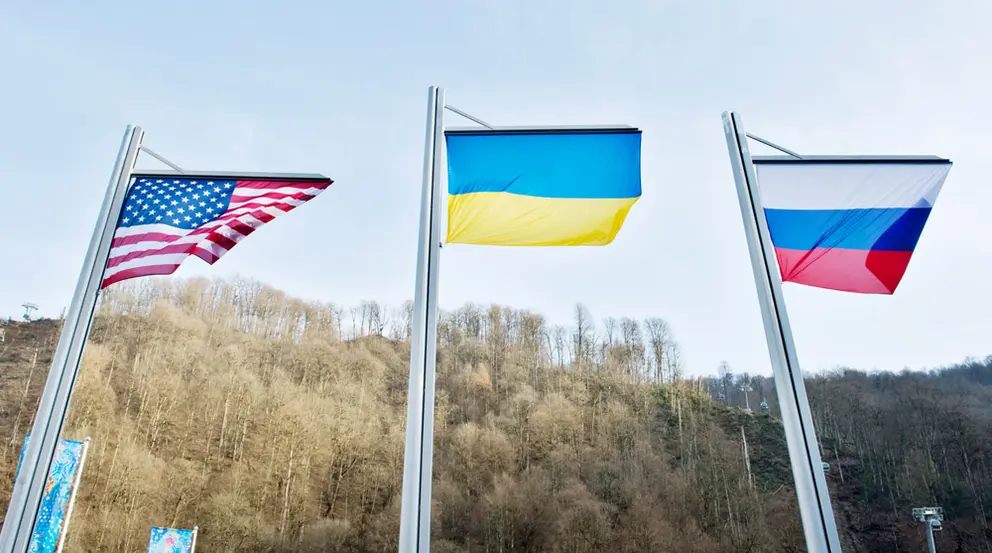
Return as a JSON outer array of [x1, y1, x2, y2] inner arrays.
[[137, 145, 186, 173], [444, 103, 638, 135], [745, 133, 803, 160], [444, 104, 495, 130], [743, 128, 949, 164]]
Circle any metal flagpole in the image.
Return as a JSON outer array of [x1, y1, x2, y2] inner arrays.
[[55, 437, 90, 553], [721, 112, 842, 553], [190, 526, 199, 553], [0, 126, 143, 553], [398, 86, 445, 553]]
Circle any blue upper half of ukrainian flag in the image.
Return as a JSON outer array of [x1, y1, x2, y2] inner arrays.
[[444, 128, 642, 246]]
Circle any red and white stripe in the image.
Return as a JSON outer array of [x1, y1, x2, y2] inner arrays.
[[101, 180, 331, 288]]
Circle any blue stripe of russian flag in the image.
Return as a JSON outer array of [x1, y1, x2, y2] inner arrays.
[[764, 207, 933, 252]]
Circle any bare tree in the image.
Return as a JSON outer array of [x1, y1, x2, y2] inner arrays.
[[602, 317, 617, 348], [401, 300, 414, 342], [645, 317, 672, 382], [572, 304, 594, 370]]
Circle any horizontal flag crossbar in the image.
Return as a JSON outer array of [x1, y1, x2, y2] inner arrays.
[[445, 125, 639, 136], [132, 170, 332, 183], [753, 155, 950, 165]]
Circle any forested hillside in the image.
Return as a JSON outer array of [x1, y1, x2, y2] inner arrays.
[[707, 357, 992, 552], [0, 277, 987, 552]]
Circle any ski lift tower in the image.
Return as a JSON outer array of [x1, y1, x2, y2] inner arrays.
[[739, 382, 753, 411], [912, 506, 943, 553], [21, 303, 38, 322]]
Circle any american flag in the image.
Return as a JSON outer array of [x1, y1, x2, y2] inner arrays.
[[102, 175, 332, 288]]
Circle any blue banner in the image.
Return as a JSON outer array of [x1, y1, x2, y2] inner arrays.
[[147, 527, 195, 553], [14, 434, 86, 553]]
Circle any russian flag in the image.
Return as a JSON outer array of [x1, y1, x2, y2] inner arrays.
[[753, 157, 952, 295]]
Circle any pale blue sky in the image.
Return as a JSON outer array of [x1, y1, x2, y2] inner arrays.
[[2, 0, 990, 377]]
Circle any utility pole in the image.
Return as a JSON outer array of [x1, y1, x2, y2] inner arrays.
[[912, 507, 943, 553]]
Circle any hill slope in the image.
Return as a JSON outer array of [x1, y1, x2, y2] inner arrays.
[[707, 360, 992, 552], [0, 277, 986, 552]]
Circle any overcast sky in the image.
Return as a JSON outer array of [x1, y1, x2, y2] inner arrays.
[[2, 0, 989, 377]]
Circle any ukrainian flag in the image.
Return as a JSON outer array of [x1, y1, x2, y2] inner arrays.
[[444, 127, 642, 246]]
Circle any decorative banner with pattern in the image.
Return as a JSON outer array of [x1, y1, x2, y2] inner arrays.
[[14, 435, 87, 553], [147, 527, 195, 553]]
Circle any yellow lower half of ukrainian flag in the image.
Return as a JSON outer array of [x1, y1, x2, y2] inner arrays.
[[446, 192, 639, 246]]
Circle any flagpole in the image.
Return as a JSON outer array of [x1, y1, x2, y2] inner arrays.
[[55, 437, 90, 553], [0, 126, 143, 553], [722, 112, 842, 553], [398, 86, 445, 553]]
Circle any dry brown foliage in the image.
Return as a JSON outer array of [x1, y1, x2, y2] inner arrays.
[[0, 277, 806, 552]]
